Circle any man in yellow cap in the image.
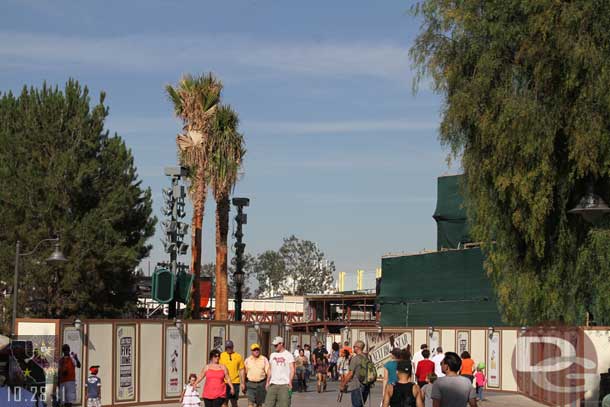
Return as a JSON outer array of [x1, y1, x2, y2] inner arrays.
[[244, 343, 270, 407]]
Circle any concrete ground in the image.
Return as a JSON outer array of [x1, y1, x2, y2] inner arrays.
[[147, 380, 545, 407]]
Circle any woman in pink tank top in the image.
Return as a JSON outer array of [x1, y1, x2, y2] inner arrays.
[[195, 349, 234, 407]]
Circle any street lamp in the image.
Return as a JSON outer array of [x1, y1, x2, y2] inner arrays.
[[568, 183, 610, 223], [11, 236, 67, 337]]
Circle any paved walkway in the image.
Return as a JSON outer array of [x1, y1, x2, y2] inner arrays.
[[145, 380, 545, 407]]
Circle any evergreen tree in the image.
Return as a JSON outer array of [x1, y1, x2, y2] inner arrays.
[[411, 0, 610, 324], [0, 80, 156, 329]]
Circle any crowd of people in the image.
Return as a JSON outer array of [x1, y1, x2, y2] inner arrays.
[[51, 337, 486, 407], [173, 337, 487, 407], [378, 344, 486, 407]]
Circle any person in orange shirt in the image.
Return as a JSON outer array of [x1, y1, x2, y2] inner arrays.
[[459, 351, 475, 382]]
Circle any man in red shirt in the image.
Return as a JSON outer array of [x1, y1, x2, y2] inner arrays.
[[415, 349, 435, 388]]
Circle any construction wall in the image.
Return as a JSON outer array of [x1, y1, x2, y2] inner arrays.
[[347, 326, 610, 406], [16, 319, 283, 407]]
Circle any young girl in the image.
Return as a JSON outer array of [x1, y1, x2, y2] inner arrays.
[[475, 365, 486, 401], [180, 373, 201, 407], [315, 354, 329, 393], [419, 372, 437, 407]]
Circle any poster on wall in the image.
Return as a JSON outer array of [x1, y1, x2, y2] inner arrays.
[[429, 330, 440, 355], [366, 331, 412, 377], [487, 331, 500, 388], [456, 331, 470, 355], [290, 335, 299, 353], [211, 326, 226, 352], [115, 325, 136, 401], [63, 327, 83, 404], [247, 328, 259, 352], [165, 326, 183, 398]]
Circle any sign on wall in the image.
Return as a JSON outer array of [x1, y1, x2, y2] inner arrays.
[[366, 331, 412, 377], [487, 331, 500, 388], [456, 331, 470, 355], [429, 330, 440, 354], [165, 326, 183, 398], [115, 325, 136, 401], [63, 327, 83, 404], [210, 326, 226, 352], [247, 328, 259, 352]]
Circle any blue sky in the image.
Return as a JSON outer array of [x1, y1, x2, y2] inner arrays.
[[1, 1, 458, 290]]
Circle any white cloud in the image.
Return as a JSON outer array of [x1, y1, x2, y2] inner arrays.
[[0, 31, 411, 81]]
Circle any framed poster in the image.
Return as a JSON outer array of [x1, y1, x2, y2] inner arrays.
[[63, 327, 83, 404], [210, 325, 226, 352], [247, 328, 259, 352], [487, 331, 501, 388], [428, 330, 440, 355], [456, 331, 470, 355], [290, 334, 300, 353], [115, 325, 136, 401], [165, 326, 183, 398]]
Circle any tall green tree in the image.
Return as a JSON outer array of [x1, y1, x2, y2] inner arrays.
[[209, 105, 245, 320], [254, 236, 335, 297], [411, 0, 610, 324], [166, 73, 222, 319], [0, 81, 156, 330]]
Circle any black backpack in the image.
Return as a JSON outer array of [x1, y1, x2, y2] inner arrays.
[[390, 382, 416, 407]]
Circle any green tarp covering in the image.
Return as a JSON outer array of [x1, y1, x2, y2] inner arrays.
[[379, 248, 503, 326], [433, 175, 471, 250]]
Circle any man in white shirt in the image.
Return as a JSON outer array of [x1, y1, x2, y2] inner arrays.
[[431, 347, 445, 378], [412, 343, 428, 372], [265, 337, 295, 407]]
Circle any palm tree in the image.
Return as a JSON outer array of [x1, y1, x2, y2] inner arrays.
[[166, 73, 222, 319], [209, 105, 246, 320]]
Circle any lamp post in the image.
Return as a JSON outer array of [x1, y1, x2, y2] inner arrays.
[[568, 183, 610, 325], [11, 237, 67, 337], [232, 197, 249, 322]]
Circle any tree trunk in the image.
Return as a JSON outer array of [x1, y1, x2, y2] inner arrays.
[[191, 167, 207, 319], [214, 192, 230, 320]]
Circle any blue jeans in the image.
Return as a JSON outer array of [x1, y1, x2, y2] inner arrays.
[[476, 385, 484, 400], [350, 384, 370, 407]]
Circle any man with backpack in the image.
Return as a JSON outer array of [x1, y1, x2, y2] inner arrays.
[[339, 340, 376, 407]]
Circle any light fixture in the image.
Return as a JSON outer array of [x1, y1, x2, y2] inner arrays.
[[46, 243, 68, 263], [175, 319, 183, 331], [233, 270, 245, 286], [285, 324, 291, 333], [520, 326, 527, 334], [428, 327, 434, 338], [254, 321, 260, 331], [568, 182, 610, 223], [488, 326, 495, 339], [74, 319, 82, 331]]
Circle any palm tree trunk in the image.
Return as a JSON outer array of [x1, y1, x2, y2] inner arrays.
[[214, 192, 230, 320], [191, 168, 207, 319]]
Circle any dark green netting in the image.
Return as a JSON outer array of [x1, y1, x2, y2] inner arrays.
[[378, 248, 503, 326], [433, 175, 471, 250]]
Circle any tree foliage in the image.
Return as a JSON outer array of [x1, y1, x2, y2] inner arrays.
[[411, 0, 610, 324], [0, 80, 156, 328], [254, 236, 335, 297]]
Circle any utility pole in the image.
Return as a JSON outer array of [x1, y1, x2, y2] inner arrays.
[[232, 197, 249, 321]]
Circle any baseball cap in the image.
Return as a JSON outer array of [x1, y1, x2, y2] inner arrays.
[[396, 360, 412, 375], [250, 343, 261, 351], [225, 340, 234, 348], [271, 336, 284, 345], [89, 365, 100, 374]]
